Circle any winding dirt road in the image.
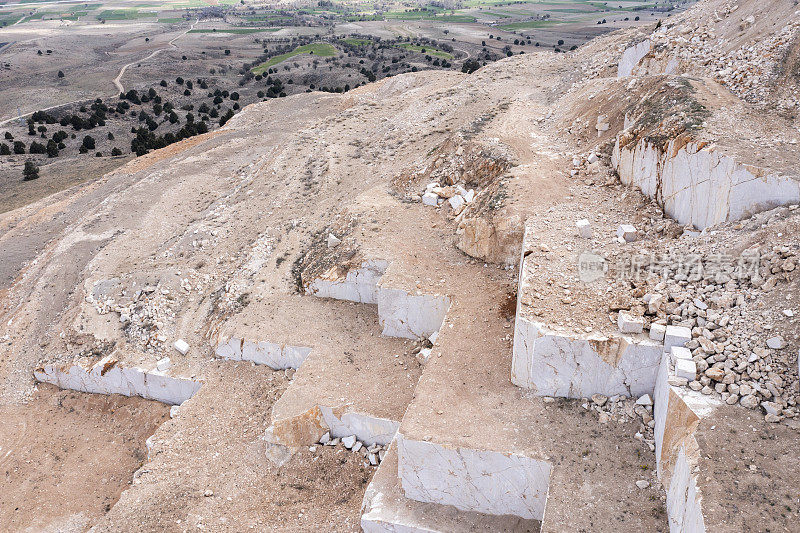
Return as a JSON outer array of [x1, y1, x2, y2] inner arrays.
[[112, 18, 197, 93]]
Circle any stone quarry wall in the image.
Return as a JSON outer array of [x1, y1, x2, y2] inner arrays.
[[34, 355, 202, 405], [618, 39, 652, 77], [395, 433, 552, 520], [215, 337, 312, 369], [653, 353, 718, 532], [612, 136, 800, 229], [512, 317, 664, 398]]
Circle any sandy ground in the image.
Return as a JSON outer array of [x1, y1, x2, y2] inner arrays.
[[697, 406, 800, 532], [92, 361, 373, 532], [0, 384, 170, 532]]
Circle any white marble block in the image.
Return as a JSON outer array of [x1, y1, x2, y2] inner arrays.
[[612, 135, 800, 229], [674, 358, 697, 381], [649, 323, 667, 342], [512, 317, 663, 397], [34, 355, 201, 405], [618, 312, 644, 334], [215, 337, 311, 370], [319, 407, 399, 446], [576, 219, 592, 239], [616, 224, 638, 243], [396, 433, 551, 520], [664, 325, 692, 353], [377, 287, 450, 340], [307, 259, 389, 304]]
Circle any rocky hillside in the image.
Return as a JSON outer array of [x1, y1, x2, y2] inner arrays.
[[0, 0, 798, 530]]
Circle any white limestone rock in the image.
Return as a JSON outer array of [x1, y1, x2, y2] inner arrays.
[[636, 394, 653, 406], [422, 192, 439, 206], [448, 194, 465, 211], [576, 219, 592, 239], [675, 358, 697, 381], [664, 325, 691, 353], [649, 323, 667, 342], [173, 339, 190, 355], [618, 39, 652, 77], [670, 346, 693, 363], [618, 312, 644, 334], [766, 336, 785, 349], [616, 224, 638, 243]]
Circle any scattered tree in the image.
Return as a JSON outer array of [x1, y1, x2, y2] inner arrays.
[[23, 160, 39, 181]]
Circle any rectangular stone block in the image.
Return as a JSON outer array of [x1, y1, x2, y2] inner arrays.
[[512, 317, 663, 398], [649, 323, 666, 342], [664, 325, 691, 353], [396, 433, 551, 520]]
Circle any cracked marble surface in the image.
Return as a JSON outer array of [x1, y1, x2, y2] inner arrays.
[[613, 137, 800, 229], [215, 337, 311, 369], [512, 317, 663, 398], [34, 355, 201, 405], [308, 259, 389, 304], [378, 287, 450, 340], [396, 433, 551, 520]]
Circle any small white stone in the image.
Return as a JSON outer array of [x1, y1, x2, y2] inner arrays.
[[368, 453, 378, 465], [636, 480, 650, 489], [671, 346, 693, 362], [664, 325, 692, 352], [422, 192, 439, 206], [352, 441, 363, 452], [616, 224, 638, 243], [319, 432, 331, 444], [173, 339, 190, 355], [576, 219, 592, 239], [448, 195, 465, 211], [766, 336, 785, 350], [649, 323, 666, 342], [327, 233, 341, 248], [618, 312, 644, 334], [169, 405, 180, 418], [636, 394, 653, 406], [156, 357, 171, 371], [342, 435, 357, 449]]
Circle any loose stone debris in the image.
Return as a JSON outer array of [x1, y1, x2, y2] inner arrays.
[[4, 0, 799, 530]]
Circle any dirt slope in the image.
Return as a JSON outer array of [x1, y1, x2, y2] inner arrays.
[[0, 0, 798, 529]]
